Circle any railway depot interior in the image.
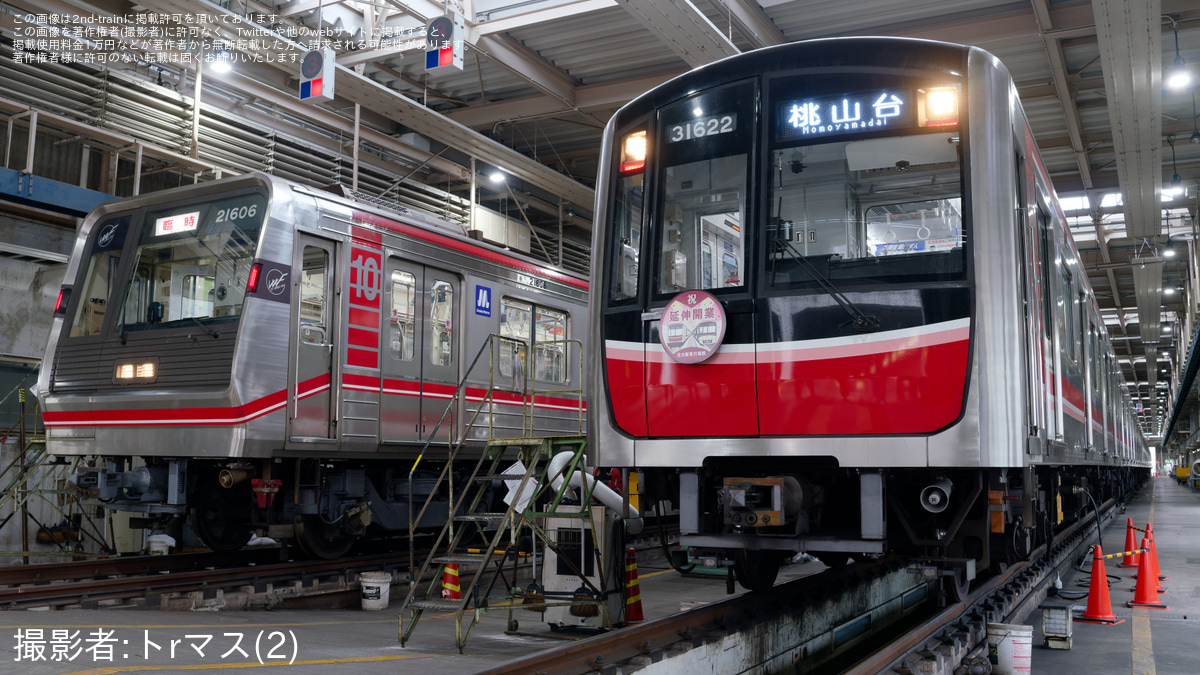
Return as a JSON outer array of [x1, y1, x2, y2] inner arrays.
[[2, 1, 1200, 674]]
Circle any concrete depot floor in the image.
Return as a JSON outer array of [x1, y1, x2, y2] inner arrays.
[[6, 475, 1194, 675], [2, 544, 823, 674], [1030, 475, 1200, 675]]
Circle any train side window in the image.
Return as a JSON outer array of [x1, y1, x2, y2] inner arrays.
[[389, 270, 415, 361], [429, 280, 454, 366], [611, 171, 643, 302], [1059, 265, 1076, 363], [499, 298, 531, 382], [299, 246, 327, 343], [498, 298, 570, 384], [69, 214, 132, 338], [1037, 206, 1052, 338], [533, 307, 569, 383]]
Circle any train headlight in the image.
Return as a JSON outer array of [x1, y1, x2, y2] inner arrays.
[[620, 130, 647, 173], [919, 86, 959, 128], [114, 360, 158, 383]]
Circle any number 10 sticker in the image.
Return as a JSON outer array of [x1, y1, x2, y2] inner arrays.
[[659, 290, 726, 364]]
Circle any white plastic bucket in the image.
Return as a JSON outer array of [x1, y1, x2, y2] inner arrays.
[[147, 534, 175, 556], [359, 572, 392, 610], [987, 623, 1033, 675]]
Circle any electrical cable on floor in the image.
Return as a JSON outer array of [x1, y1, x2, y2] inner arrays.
[[1055, 488, 1119, 599]]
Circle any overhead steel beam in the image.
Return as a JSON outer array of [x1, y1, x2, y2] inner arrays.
[[333, 67, 594, 207], [476, 0, 617, 35], [1031, 0, 1094, 190], [619, 0, 739, 68], [1092, 0, 1162, 240], [1133, 258, 1164, 400], [444, 71, 682, 128], [222, 74, 469, 180], [134, 0, 594, 208], [710, 0, 786, 48], [471, 34, 580, 109]]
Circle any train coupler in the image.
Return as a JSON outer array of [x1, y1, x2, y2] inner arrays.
[[251, 478, 282, 508]]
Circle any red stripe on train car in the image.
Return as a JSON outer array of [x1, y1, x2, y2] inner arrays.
[[346, 347, 379, 369], [348, 326, 379, 349], [351, 210, 588, 291], [757, 339, 969, 435], [39, 377, 318, 427], [348, 306, 377, 328]]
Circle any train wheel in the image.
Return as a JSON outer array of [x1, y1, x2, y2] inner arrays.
[[733, 550, 781, 593], [943, 568, 970, 604], [1011, 518, 1034, 562], [190, 487, 251, 552], [294, 514, 354, 559]]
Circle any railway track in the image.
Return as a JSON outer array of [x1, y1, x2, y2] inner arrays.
[[0, 522, 676, 611], [0, 548, 409, 610], [471, 498, 1119, 675]]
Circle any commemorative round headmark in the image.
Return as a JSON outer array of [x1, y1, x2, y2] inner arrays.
[[659, 290, 727, 364]]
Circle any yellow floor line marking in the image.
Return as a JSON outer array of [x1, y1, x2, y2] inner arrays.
[[1131, 480, 1157, 675], [60, 654, 435, 675]]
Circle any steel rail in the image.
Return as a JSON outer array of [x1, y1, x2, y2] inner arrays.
[[0, 551, 411, 608], [0, 548, 283, 587], [473, 556, 909, 675], [473, 499, 1115, 675], [846, 497, 1116, 673]]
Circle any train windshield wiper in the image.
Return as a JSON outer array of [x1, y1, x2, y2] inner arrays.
[[190, 316, 220, 339], [772, 238, 880, 333]]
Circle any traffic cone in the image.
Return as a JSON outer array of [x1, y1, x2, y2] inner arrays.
[[1147, 525, 1168, 583], [1117, 518, 1140, 568], [624, 547, 644, 624], [441, 563, 460, 600], [1128, 535, 1167, 609], [1075, 544, 1124, 625]]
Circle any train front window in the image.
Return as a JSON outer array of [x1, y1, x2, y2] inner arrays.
[[652, 81, 754, 297], [116, 193, 265, 333], [766, 79, 965, 287], [70, 214, 132, 338]]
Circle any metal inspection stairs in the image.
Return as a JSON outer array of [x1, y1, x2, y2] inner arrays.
[[397, 435, 606, 653]]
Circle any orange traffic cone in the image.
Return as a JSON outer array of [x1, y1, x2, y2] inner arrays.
[[1128, 535, 1167, 609], [1147, 525, 1168, 583], [441, 563, 460, 600], [1075, 544, 1124, 625], [1117, 518, 1140, 569], [624, 547, 644, 624]]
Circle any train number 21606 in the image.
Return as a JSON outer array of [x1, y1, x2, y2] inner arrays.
[[216, 204, 259, 223]]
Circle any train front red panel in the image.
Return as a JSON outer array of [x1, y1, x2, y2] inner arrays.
[[756, 318, 970, 435], [646, 346, 759, 437], [604, 318, 970, 438]]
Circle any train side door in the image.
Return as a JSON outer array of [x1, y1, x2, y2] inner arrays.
[[418, 268, 459, 443], [290, 236, 338, 440], [380, 259, 422, 443], [379, 259, 459, 443]]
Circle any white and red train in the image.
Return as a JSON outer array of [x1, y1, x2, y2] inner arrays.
[[588, 37, 1149, 594], [37, 175, 589, 556]]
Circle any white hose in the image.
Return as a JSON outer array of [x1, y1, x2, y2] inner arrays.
[[547, 451, 644, 535]]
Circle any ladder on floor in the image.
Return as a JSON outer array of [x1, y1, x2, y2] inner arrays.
[[398, 435, 606, 652], [395, 334, 607, 653]]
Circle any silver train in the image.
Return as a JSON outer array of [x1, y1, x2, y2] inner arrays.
[[37, 174, 589, 556], [588, 38, 1149, 595]]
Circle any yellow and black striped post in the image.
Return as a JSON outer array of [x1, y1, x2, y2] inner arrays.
[[1088, 545, 1148, 560]]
